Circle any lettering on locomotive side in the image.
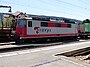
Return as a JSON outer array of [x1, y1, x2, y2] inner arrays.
[[39, 29, 51, 33], [34, 26, 51, 34]]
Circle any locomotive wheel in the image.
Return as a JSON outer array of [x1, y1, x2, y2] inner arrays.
[[15, 36, 24, 44], [15, 39, 24, 44]]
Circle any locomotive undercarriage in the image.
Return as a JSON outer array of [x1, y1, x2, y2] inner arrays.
[[79, 32, 90, 39], [15, 36, 78, 44]]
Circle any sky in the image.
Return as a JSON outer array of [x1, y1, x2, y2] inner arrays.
[[0, 0, 90, 20]]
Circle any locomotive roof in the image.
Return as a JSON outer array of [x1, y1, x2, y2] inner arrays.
[[27, 14, 82, 23]]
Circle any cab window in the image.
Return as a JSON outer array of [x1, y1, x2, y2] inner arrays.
[[18, 20, 26, 27]]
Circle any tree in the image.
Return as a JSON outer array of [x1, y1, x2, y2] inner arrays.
[[83, 19, 90, 23]]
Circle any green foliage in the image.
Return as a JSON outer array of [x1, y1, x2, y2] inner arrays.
[[83, 19, 90, 23], [3, 17, 13, 27], [0, 15, 13, 27]]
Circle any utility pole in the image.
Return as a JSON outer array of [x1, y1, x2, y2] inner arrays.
[[0, 5, 12, 29]]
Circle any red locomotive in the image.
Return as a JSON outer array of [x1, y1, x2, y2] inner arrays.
[[14, 16, 80, 43]]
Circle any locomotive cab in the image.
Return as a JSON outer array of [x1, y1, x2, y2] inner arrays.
[[16, 19, 27, 38]]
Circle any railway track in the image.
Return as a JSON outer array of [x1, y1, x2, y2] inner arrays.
[[0, 39, 81, 53], [55, 46, 90, 64], [0, 41, 63, 53], [0, 39, 89, 53]]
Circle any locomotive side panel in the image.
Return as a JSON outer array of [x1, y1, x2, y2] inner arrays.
[[79, 23, 90, 38], [27, 20, 40, 35], [26, 20, 78, 38]]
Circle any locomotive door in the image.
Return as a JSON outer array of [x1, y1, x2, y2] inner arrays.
[[27, 20, 33, 35]]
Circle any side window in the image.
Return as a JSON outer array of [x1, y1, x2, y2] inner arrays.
[[68, 24, 71, 28], [28, 21, 32, 27], [55, 23, 60, 27], [41, 22, 48, 27]]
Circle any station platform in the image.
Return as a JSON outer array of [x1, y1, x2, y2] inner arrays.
[[0, 40, 90, 67]]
